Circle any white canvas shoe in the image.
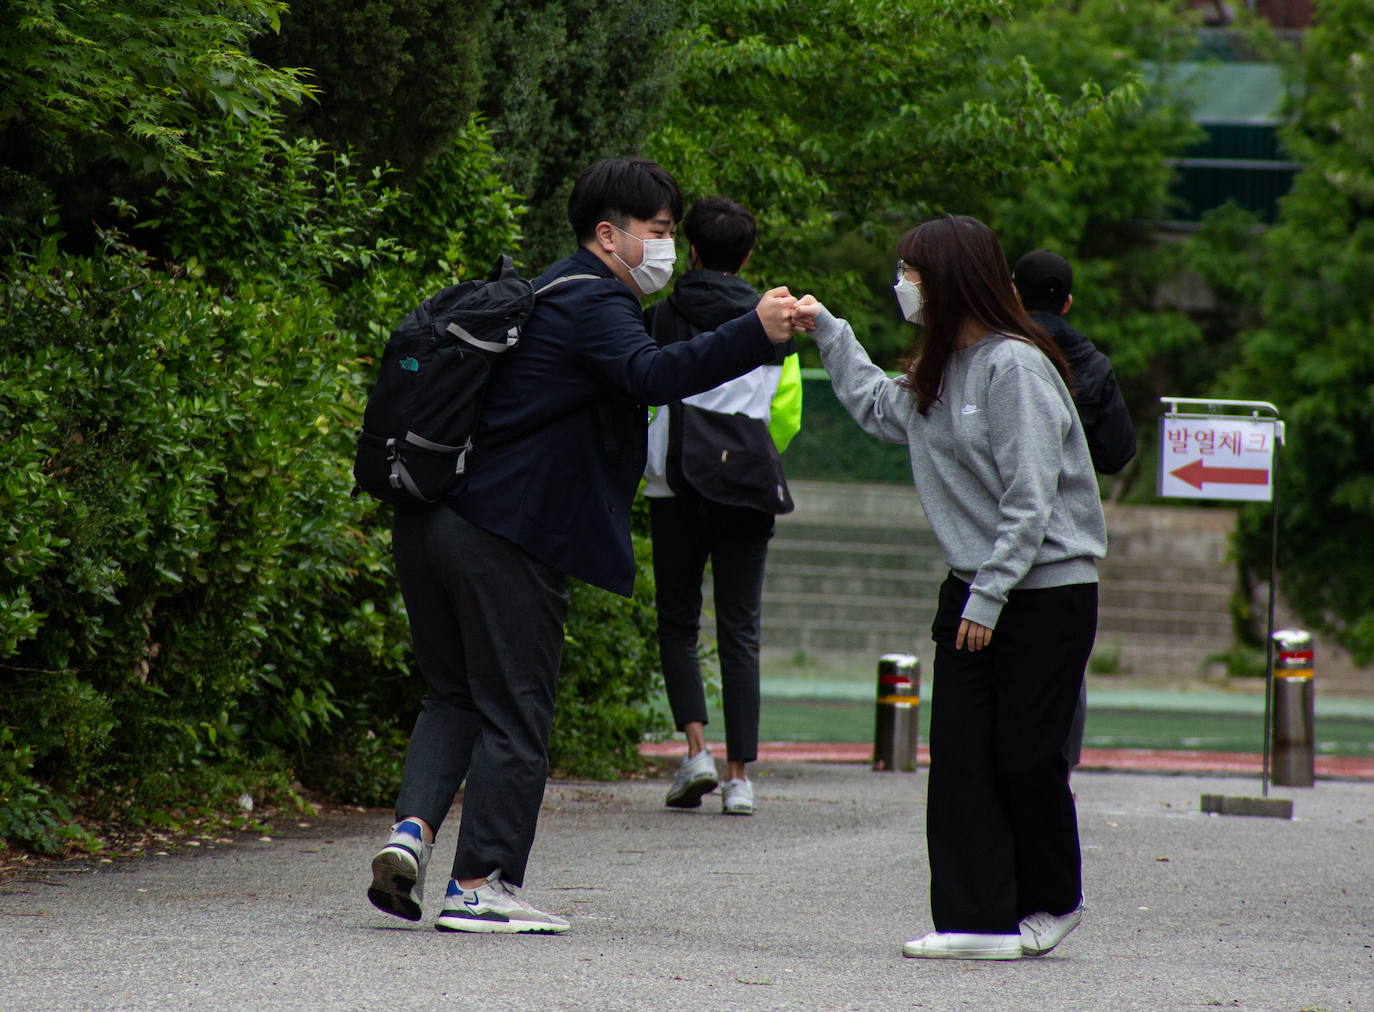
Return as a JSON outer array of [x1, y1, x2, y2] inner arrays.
[[901, 931, 1023, 960], [1019, 902, 1085, 956]]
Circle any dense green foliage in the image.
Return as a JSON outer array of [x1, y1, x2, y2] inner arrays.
[[1220, 0, 1374, 663], [651, 0, 1140, 360], [0, 224, 388, 850], [482, 0, 684, 266], [250, 0, 494, 175], [550, 503, 671, 779], [251, 0, 683, 267], [0, 1, 312, 244], [986, 0, 1208, 499]]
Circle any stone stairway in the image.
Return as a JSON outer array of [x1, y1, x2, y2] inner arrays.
[[758, 480, 1239, 678]]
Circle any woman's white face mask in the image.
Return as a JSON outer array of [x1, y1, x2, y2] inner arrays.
[[893, 276, 924, 324], [614, 225, 676, 294]]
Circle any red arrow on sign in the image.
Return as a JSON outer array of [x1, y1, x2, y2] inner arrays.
[[1170, 458, 1270, 490]]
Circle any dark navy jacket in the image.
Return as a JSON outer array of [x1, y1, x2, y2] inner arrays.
[[448, 248, 775, 596]]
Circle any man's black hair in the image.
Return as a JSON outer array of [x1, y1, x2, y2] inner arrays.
[[682, 197, 756, 272], [1012, 249, 1074, 313], [567, 158, 684, 242]]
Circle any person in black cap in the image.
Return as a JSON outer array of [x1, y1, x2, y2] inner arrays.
[[1012, 250, 1135, 476], [1013, 248, 1136, 769]]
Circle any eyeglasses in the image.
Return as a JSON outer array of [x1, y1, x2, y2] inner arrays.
[[895, 260, 922, 285]]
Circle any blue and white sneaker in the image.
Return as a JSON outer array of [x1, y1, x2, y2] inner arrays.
[[367, 819, 432, 922], [434, 873, 570, 934]]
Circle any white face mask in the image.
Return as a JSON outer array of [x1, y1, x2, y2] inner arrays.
[[893, 277, 924, 324], [614, 225, 676, 294]]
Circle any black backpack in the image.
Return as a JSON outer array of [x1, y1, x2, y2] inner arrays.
[[353, 255, 596, 505]]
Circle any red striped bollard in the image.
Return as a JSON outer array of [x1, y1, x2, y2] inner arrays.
[[1271, 628, 1315, 787], [873, 653, 920, 772]]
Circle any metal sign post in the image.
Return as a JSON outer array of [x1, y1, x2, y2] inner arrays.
[[1158, 397, 1291, 817]]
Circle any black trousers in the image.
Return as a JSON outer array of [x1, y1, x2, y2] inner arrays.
[[390, 505, 569, 887], [926, 574, 1097, 934], [649, 494, 774, 763]]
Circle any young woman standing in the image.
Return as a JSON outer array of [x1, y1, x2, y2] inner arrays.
[[801, 215, 1106, 960]]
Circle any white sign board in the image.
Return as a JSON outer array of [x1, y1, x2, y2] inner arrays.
[[1159, 415, 1277, 502]]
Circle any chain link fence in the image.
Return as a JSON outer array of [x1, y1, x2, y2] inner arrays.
[[782, 369, 910, 483]]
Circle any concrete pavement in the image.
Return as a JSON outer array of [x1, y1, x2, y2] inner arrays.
[[2, 762, 1371, 1011]]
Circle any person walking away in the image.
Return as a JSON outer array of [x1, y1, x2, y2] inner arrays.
[[642, 197, 802, 816], [799, 214, 1106, 960], [366, 158, 805, 934], [1013, 248, 1136, 769]]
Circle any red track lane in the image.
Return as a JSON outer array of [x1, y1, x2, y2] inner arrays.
[[637, 741, 1374, 780]]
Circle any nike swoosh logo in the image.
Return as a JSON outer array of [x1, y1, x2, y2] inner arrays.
[[961, 403, 979, 415]]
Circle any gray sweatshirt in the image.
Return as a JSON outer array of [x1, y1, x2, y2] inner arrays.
[[812, 308, 1106, 629]]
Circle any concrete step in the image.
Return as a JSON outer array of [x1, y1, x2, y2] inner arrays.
[[1098, 560, 1235, 587], [767, 542, 946, 575], [759, 591, 1231, 640], [773, 521, 941, 549], [761, 620, 930, 655], [1097, 583, 1231, 612], [763, 566, 944, 599], [764, 561, 1233, 604]]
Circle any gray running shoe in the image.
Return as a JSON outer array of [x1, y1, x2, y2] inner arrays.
[[367, 819, 433, 921], [1019, 901, 1085, 956], [721, 778, 754, 815], [665, 749, 719, 809], [435, 874, 570, 934]]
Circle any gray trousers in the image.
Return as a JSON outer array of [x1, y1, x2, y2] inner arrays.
[[391, 505, 569, 886]]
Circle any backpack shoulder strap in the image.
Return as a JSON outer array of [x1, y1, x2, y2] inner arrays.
[[533, 273, 599, 296]]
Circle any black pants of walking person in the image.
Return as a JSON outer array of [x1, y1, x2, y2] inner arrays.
[[926, 574, 1098, 934], [649, 493, 774, 764], [390, 504, 569, 887]]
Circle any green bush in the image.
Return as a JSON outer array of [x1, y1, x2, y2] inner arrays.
[[1, 111, 673, 852], [0, 227, 381, 837], [550, 505, 671, 779]]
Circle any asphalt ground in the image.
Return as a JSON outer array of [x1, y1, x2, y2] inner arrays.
[[3, 762, 1371, 1011]]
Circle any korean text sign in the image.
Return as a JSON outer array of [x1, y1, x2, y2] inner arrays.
[[1158, 415, 1277, 502]]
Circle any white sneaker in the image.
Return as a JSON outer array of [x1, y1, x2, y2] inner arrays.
[[435, 872, 569, 934], [367, 818, 433, 921], [901, 932, 1023, 960], [665, 749, 718, 809], [1019, 902, 1085, 956], [721, 778, 754, 815]]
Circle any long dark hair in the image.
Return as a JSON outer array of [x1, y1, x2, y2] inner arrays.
[[897, 215, 1071, 414]]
